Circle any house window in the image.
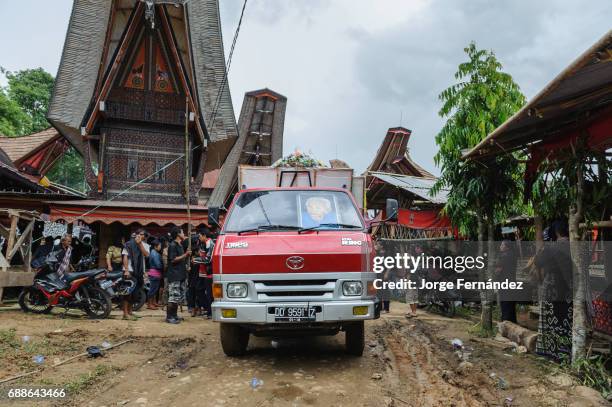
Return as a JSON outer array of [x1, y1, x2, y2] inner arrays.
[[127, 158, 138, 180], [155, 161, 166, 183]]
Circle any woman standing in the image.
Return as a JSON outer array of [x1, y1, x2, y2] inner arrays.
[[533, 239, 573, 361], [147, 240, 163, 310], [106, 237, 124, 272]]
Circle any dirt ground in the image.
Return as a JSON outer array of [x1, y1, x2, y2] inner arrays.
[[0, 302, 608, 407]]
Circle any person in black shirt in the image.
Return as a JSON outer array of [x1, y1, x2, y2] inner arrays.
[[32, 236, 54, 268], [121, 229, 149, 320], [166, 226, 191, 324]]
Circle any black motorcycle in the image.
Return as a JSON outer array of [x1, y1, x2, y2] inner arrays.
[[99, 270, 148, 311], [419, 270, 461, 318], [19, 252, 112, 319]]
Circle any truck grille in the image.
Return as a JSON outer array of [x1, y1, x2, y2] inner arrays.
[[254, 279, 336, 301]]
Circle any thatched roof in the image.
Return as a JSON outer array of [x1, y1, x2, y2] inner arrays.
[[48, 0, 237, 154]]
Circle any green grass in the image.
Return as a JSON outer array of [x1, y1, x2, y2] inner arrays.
[[455, 306, 477, 319], [468, 322, 497, 338], [565, 356, 611, 399], [65, 364, 117, 395]]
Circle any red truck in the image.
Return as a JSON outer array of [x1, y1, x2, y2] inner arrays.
[[209, 166, 398, 357]]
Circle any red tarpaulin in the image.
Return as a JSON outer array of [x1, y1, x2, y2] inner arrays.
[[398, 209, 452, 229], [49, 201, 209, 226], [528, 113, 612, 176]]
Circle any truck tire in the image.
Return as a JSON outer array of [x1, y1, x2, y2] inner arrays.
[[345, 321, 365, 356], [220, 323, 249, 356]]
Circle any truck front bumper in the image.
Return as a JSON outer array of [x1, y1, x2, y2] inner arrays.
[[212, 300, 377, 324]]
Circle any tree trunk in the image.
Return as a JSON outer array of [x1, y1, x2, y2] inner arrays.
[[569, 165, 587, 363], [534, 214, 543, 252], [481, 219, 495, 332], [476, 210, 493, 331]]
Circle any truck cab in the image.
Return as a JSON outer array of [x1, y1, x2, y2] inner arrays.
[[211, 183, 380, 357]]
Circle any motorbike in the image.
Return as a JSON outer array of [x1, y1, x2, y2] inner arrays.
[[419, 270, 461, 318], [99, 270, 148, 311], [19, 252, 112, 319]]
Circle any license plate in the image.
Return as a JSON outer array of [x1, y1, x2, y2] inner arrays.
[[100, 280, 113, 289], [273, 306, 316, 322]]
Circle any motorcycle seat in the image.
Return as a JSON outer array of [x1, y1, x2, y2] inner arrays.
[[107, 270, 123, 280], [63, 269, 105, 282]]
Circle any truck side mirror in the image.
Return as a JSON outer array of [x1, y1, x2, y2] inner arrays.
[[208, 207, 221, 228], [385, 198, 398, 222]]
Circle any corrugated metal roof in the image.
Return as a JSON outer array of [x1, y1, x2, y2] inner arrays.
[[369, 171, 448, 204]]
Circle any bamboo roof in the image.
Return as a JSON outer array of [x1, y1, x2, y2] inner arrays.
[[366, 127, 436, 179]]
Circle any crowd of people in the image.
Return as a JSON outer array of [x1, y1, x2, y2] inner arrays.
[[106, 225, 218, 324], [31, 224, 219, 325]]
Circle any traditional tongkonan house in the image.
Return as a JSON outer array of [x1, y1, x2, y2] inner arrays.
[[44, 0, 238, 258], [205, 88, 287, 208], [366, 127, 452, 240]]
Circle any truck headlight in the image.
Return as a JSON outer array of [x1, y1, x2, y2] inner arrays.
[[342, 281, 363, 296], [227, 283, 248, 298]]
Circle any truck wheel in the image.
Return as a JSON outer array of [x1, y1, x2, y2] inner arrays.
[[345, 321, 365, 356], [220, 323, 249, 356]]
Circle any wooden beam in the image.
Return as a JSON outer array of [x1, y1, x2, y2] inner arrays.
[[159, 5, 205, 143], [85, 3, 145, 134], [5, 214, 18, 262], [580, 220, 612, 228], [7, 219, 35, 261]]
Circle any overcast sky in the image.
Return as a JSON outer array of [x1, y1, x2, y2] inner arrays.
[[1, 1, 610, 175]]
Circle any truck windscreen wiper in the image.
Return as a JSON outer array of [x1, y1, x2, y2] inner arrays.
[[237, 225, 302, 235], [298, 223, 363, 234]]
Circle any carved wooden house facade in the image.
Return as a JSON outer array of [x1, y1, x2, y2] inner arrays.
[[47, 0, 237, 217]]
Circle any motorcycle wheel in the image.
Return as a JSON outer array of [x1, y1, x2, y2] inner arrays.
[[441, 301, 456, 318], [132, 288, 147, 312], [82, 286, 112, 319], [19, 287, 53, 314]]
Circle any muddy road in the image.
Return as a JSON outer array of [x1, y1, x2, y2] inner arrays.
[[0, 303, 606, 407]]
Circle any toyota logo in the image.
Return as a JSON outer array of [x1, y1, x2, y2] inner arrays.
[[286, 256, 305, 270]]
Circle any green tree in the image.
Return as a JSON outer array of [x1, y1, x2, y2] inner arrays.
[[433, 43, 526, 332], [0, 89, 30, 136], [46, 146, 86, 193], [4, 68, 55, 133]]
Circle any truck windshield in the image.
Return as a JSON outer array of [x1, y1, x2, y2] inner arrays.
[[224, 190, 363, 233]]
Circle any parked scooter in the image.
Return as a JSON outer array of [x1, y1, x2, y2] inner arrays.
[[99, 270, 148, 311], [19, 252, 112, 319]]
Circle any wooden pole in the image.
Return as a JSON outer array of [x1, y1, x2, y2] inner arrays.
[[185, 97, 192, 252], [5, 213, 18, 262]]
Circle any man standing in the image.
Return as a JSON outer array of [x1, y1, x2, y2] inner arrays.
[[166, 226, 191, 324], [195, 228, 215, 318], [55, 234, 74, 284], [121, 229, 149, 321]]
